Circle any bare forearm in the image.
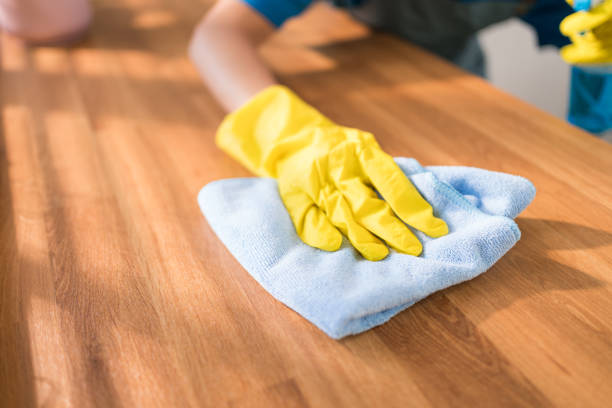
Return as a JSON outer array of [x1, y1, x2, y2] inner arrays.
[[0, 0, 91, 44], [188, 0, 277, 112], [189, 26, 277, 112]]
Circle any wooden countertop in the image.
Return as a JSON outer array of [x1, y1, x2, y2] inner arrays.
[[2, 1, 611, 407]]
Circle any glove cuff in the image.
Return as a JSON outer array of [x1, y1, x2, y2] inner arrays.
[[216, 85, 334, 177]]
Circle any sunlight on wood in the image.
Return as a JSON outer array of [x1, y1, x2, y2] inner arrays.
[[31, 47, 68, 73], [71, 48, 116, 76], [281, 3, 371, 47], [132, 9, 177, 29], [1, 0, 611, 407], [1, 35, 28, 70], [260, 44, 338, 75]]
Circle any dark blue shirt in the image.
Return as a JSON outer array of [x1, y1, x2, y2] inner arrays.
[[242, 0, 571, 47]]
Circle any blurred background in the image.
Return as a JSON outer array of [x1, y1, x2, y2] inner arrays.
[[1, 0, 611, 141], [480, 12, 611, 142], [480, 20, 570, 119]]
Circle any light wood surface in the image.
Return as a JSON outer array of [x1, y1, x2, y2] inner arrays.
[[2, 1, 612, 407]]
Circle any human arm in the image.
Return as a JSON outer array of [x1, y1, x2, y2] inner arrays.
[[190, 1, 448, 260], [188, 0, 279, 112]]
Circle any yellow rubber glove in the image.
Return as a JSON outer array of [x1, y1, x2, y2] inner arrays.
[[217, 85, 448, 261], [560, 0, 612, 64]]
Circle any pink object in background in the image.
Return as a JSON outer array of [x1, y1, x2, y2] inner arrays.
[[0, 0, 92, 44]]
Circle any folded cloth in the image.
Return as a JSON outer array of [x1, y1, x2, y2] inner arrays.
[[198, 158, 536, 339]]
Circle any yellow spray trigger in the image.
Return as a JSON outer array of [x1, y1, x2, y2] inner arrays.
[[560, 0, 612, 64]]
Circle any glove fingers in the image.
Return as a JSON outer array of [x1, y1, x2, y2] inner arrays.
[[360, 148, 448, 238], [561, 10, 609, 34], [279, 185, 342, 251], [325, 190, 389, 261], [561, 41, 612, 63], [335, 177, 423, 256]]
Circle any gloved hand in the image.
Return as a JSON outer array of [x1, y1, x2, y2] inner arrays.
[[560, 0, 612, 64], [216, 85, 448, 261]]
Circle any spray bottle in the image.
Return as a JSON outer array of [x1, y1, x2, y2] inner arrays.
[[561, 0, 612, 134]]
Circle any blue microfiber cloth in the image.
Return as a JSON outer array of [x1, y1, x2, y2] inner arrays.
[[198, 158, 535, 339]]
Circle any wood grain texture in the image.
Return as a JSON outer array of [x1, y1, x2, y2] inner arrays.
[[1, 1, 611, 407]]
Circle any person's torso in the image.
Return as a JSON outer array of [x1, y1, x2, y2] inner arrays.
[[334, 0, 527, 58]]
